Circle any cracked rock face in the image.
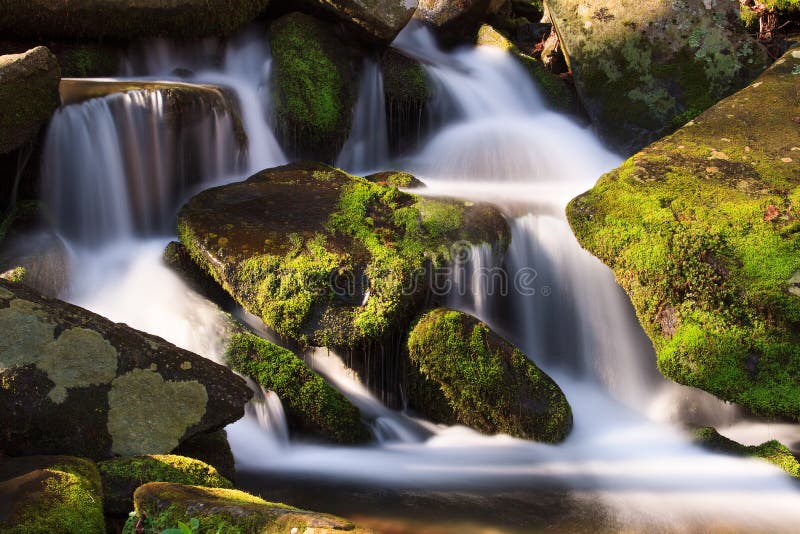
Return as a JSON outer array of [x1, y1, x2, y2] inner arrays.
[[0, 280, 252, 459]]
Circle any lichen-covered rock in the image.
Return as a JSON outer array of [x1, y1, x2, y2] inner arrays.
[[0, 455, 104, 533], [98, 455, 233, 516], [172, 429, 236, 483], [567, 47, 800, 421], [476, 24, 579, 115], [692, 427, 800, 478], [545, 0, 770, 152], [178, 162, 509, 352], [125, 482, 376, 534], [0, 47, 60, 154], [406, 308, 573, 442], [270, 13, 358, 163], [0, 279, 252, 459], [226, 332, 370, 444], [415, 0, 493, 44], [0, 0, 269, 40], [277, 0, 418, 44], [379, 49, 432, 155]]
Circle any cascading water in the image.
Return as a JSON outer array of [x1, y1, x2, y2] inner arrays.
[[37, 22, 800, 533]]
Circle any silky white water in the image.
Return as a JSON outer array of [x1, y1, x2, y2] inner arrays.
[[36, 23, 800, 532]]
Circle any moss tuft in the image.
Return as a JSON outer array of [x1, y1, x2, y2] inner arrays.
[[693, 427, 800, 477]]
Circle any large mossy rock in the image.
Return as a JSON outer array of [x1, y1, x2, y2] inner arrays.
[[415, 0, 493, 44], [406, 308, 573, 442], [0, 47, 60, 154], [476, 24, 579, 116], [0, 0, 269, 40], [98, 454, 233, 516], [567, 47, 800, 421], [278, 0, 418, 44], [126, 482, 376, 534], [692, 427, 800, 478], [178, 162, 509, 351], [545, 0, 770, 152], [270, 13, 358, 163], [0, 456, 104, 534], [172, 429, 236, 483], [226, 332, 371, 444], [0, 279, 252, 459]]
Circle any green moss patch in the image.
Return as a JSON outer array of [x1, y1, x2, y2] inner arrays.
[[567, 48, 800, 420], [693, 427, 800, 477], [270, 12, 357, 162], [407, 308, 573, 442], [125, 482, 373, 534], [226, 332, 369, 444], [99, 454, 232, 515], [0, 456, 104, 534]]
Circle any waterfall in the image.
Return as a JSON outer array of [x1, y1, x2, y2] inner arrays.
[[336, 59, 390, 174], [247, 381, 290, 447], [41, 88, 243, 247]]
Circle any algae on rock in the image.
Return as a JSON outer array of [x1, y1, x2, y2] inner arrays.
[[567, 46, 800, 421]]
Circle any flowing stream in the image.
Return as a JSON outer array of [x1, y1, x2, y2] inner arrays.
[[34, 23, 800, 533]]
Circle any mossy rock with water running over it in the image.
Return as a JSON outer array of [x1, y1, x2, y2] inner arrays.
[[0, 46, 60, 155], [544, 0, 770, 153], [692, 427, 800, 478], [0, 279, 252, 459], [476, 24, 580, 116], [406, 308, 573, 442], [0, 455, 105, 534], [0, 0, 269, 40], [226, 332, 370, 444], [125, 482, 377, 534], [98, 454, 233, 516], [270, 12, 359, 163], [567, 46, 800, 422], [177, 161, 509, 353]]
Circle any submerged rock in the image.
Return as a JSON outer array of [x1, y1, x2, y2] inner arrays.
[[692, 427, 800, 478], [0, 0, 269, 40], [279, 0, 418, 44], [567, 47, 800, 421], [545, 0, 770, 152], [0, 279, 252, 459], [0, 47, 60, 154], [406, 308, 573, 442], [126, 482, 376, 533], [98, 454, 233, 516], [0, 455, 104, 534], [270, 13, 358, 163], [226, 332, 370, 444]]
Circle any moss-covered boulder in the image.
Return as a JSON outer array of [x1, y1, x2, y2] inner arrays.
[[0, 0, 269, 40], [476, 24, 580, 115], [415, 0, 493, 44], [125, 482, 376, 534], [0, 279, 252, 459], [270, 13, 358, 163], [545, 0, 770, 152], [406, 308, 573, 442], [692, 427, 800, 478], [178, 162, 508, 351], [0, 455, 104, 533], [162, 241, 234, 307], [98, 455, 233, 516], [277, 0, 418, 44], [0, 47, 60, 154], [226, 332, 370, 443], [379, 49, 433, 155], [567, 47, 800, 421]]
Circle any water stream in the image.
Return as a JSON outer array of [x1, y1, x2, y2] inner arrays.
[[33, 23, 800, 533]]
